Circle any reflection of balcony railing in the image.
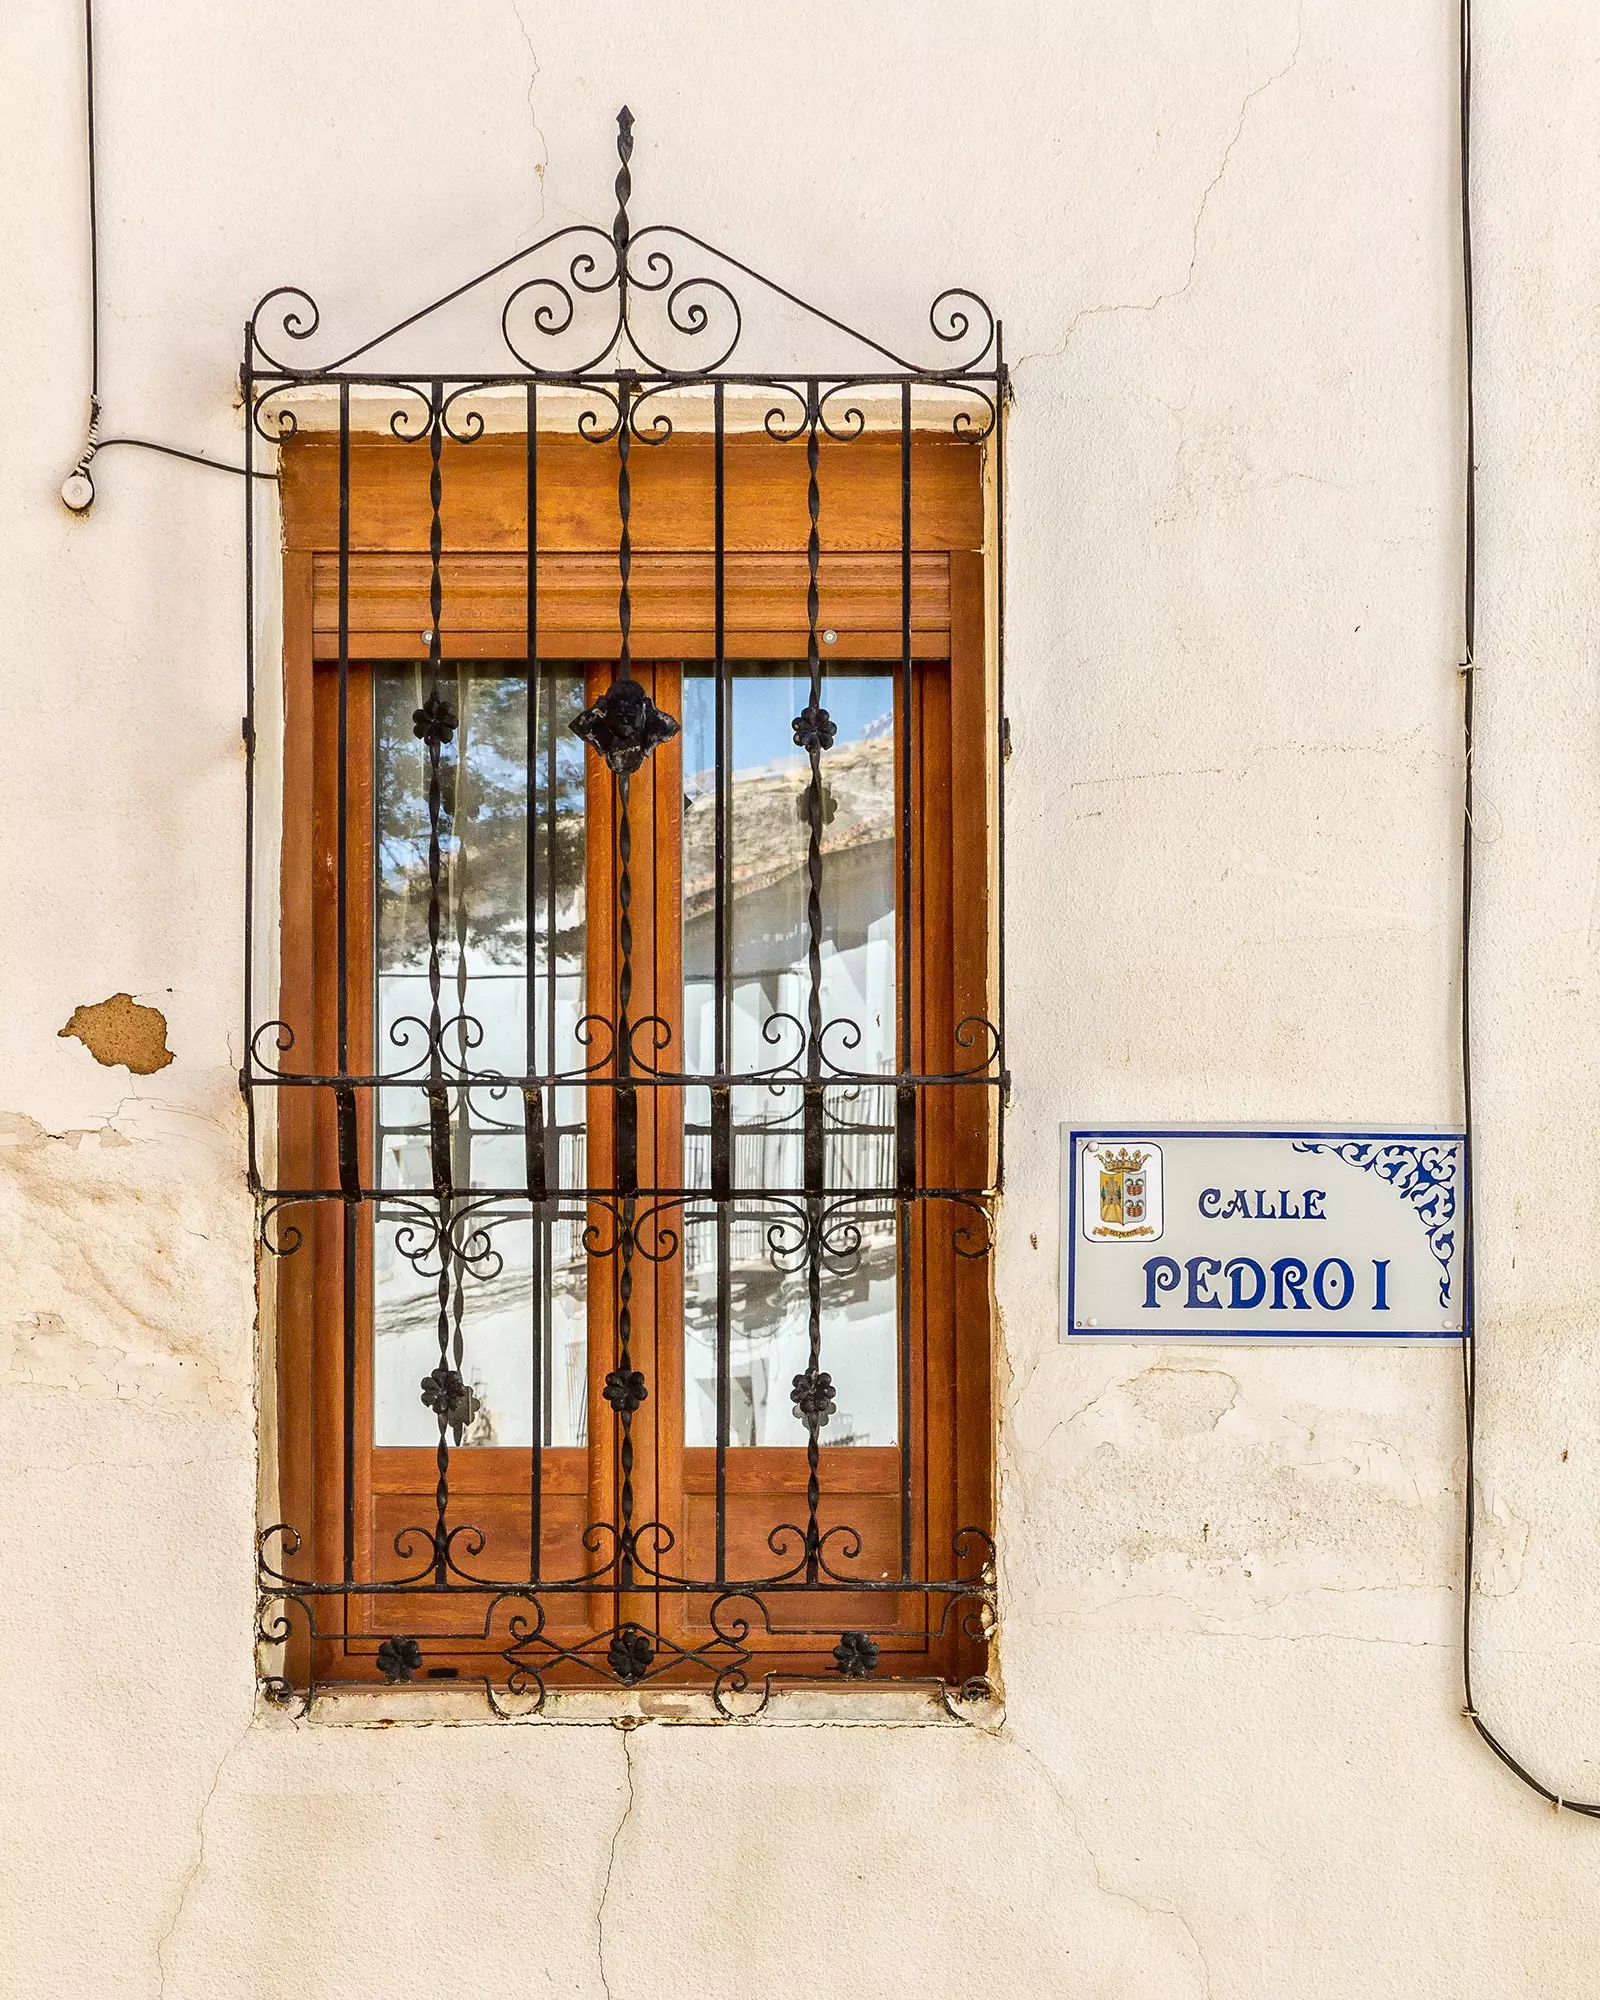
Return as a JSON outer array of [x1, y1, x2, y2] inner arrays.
[[376, 1090, 906, 1291], [684, 1097, 894, 1195]]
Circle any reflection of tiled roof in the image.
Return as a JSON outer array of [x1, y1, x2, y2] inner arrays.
[[684, 733, 893, 921]]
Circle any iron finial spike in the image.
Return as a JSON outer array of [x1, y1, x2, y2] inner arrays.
[[614, 106, 634, 262]]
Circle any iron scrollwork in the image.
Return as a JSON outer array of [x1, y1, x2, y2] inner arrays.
[[244, 108, 1004, 1714]]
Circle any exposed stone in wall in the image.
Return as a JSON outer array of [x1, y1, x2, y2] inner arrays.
[[58, 994, 174, 1075]]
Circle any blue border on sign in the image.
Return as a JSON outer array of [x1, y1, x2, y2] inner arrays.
[[1063, 1127, 1468, 1343]]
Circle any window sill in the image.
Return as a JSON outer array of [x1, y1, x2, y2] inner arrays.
[[261, 1680, 1002, 1730]]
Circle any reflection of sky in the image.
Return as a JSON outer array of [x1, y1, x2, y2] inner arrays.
[[683, 665, 891, 795]]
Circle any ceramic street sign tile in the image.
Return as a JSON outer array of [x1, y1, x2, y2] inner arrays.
[[1061, 1127, 1464, 1342]]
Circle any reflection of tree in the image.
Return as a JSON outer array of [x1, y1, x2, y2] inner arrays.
[[375, 666, 587, 972]]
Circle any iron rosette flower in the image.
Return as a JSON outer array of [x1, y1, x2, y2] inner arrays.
[[377, 1635, 423, 1683], [602, 1366, 649, 1416], [571, 676, 679, 776], [790, 1367, 837, 1431], [833, 1630, 880, 1678], [420, 1363, 479, 1441], [606, 1624, 655, 1685]]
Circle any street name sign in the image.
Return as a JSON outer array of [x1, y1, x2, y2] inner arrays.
[[1061, 1127, 1464, 1342]]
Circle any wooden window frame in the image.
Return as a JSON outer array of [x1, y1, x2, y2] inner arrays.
[[269, 431, 995, 1701]]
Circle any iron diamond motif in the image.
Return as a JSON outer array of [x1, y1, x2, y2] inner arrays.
[[571, 676, 679, 775]]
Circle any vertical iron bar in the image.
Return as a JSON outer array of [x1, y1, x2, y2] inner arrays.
[[615, 371, 637, 1592], [423, 380, 454, 1582], [803, 378, 824, 1583], [713, 383, 727, 1080], [994, 325, 1007, 1190], [449, 659, 472, 1484], [617, 768, 638, 1591], [543, 629, 559, 1456], [614, 108, 633, 345], [898, 378, 914, 1579], [335, 419, 360, 1227], [525, 389, 543, 1572], [338, 386, 355, 1593], [241, 332, 258, 1188], [614, 374, 638, 1192], [898, 1199, 912, 1582], [342, 1201, 357, 1600], [899, 380, 913, 1081], [713, 380, 730, 1577], [532, 392, 552, 1192], [337, 385, 351, 1074]]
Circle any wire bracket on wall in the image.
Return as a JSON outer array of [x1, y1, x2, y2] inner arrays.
[[60, 397, 101, 512], [60, 0, 272, 511]]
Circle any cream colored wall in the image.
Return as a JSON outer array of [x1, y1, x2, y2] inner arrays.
[[3, 1, 1599, 1992]]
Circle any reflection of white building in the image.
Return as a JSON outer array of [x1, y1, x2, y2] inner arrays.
[[372, 703, 903, 1453], [374, 955, 591, 1451], [681, 725, 900, 1449]]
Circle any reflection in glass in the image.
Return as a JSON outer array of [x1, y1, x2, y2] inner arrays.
[[681, 666, 899, 1448], [372, 665, 588, 1448]]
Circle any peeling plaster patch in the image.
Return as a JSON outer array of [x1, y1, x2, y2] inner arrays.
[[0, 1107, 252, 1417], [59, 993, 174, 1074], [1005, 1364, 1453, 1628], [1127, 1366, 1240, 1438], [1473, 1487, 1531, 1598], [0, 1308, 233, 1411], [0, 1108, 133, 1150]]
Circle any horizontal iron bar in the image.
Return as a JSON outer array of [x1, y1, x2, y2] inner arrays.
[[246, 1068, 1003, 1089], [260, 1181, 995, 1203], [245, 368, 1004, 392], [260, 1575, 993, 1598]]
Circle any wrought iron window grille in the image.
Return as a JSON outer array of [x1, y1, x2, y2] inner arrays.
[[246, 109, 1006, 1718]]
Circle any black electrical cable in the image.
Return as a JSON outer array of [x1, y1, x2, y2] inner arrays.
[[63, 0, 272, 510], [1456, 0, 1600, 1818], [84, 0, 97, 404]]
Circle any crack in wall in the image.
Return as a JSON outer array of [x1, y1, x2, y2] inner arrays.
[[508, 0, 548, 238], [1002, 1728, 1214, 1998], [152, 1713, 253, 2000], [1016, 2, 1304, 371], [596, 1724, 638, 2000]]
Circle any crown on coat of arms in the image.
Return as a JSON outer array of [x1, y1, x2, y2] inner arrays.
[[1099, 1147, 1149, 1173]]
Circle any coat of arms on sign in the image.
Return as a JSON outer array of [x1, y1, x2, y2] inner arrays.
[[1083, 1141, 1164, 1241]]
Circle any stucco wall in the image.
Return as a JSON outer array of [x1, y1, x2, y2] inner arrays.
[[4, 2, 1600, 1993]]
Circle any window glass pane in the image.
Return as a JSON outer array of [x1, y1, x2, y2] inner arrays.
[[681, 665, 898, 1448], [371, 665, 588, 1448]]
